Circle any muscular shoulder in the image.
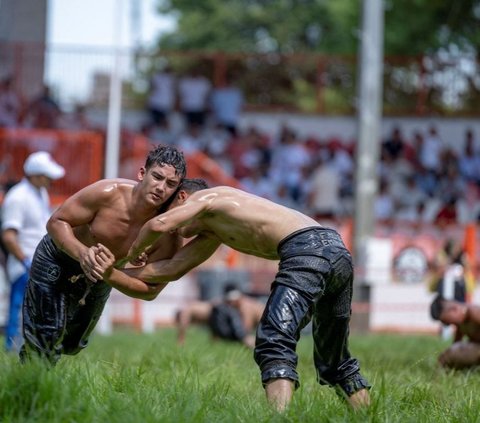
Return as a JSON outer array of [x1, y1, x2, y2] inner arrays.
[[188, 186, 242, 208], [73, 178, 136, 204]]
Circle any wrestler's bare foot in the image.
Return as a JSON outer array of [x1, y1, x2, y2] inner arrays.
[[347, 388, 371, 410], [265, 378, 294, 412]]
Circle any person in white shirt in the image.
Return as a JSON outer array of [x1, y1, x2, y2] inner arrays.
[[178, 70, 212, 129], [210, 75, 244, 136], [147, 66, 176, 128], [1, 151, 65, 351]]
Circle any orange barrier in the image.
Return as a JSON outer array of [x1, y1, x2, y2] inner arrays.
[[0, 128, 104, 205]]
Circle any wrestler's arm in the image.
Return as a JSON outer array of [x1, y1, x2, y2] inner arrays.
[[47, 180, 110, 261], [47, 181, 118, 281], [127, 196, 208, 260], [102, 234, 221, 299]]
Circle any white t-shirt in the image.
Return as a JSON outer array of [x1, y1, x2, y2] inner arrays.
[[178, 76, 211, 112], [148, 72, 176, 111], [2, 178, 52, 281]]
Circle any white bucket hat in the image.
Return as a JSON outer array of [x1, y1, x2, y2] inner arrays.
[[24, 151, 65, 180]]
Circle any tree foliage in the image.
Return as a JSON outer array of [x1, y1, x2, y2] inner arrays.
[[155, 0, 480, 56]]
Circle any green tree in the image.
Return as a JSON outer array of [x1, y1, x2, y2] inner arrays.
[[156, 0, 480, 56]]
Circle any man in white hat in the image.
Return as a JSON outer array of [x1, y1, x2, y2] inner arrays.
[[1, 151, 64, 351]]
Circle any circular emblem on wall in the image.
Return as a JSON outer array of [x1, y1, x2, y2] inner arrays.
[[47, 264, 61, 282], [393, 246, 428, 284]]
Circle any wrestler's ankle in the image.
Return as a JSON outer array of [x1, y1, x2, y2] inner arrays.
[[265, 378, 294, 412]]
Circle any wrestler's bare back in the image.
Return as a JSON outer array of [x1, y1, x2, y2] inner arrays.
[[176, 187, 321, 260]]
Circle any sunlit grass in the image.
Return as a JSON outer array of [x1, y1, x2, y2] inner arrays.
[[1, 328, 479, 422]]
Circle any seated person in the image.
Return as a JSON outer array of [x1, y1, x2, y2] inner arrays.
[[430, 295, 480, 369], [176, 283, 265, 348], [175, 300, 213, 345], [208, 284, 265, 349]]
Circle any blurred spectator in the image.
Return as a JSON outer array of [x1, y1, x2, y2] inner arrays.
[[226, 126, 271, 180], [178, 69, 211, 129], [428, 238, 475, 303], [374, 179, 395, 225], [382, 126, 405, 160], [269, 126, 310, 203], [438, 163, 466, 204], [58, 103, 94, 131], [176, 123, 208, 154], [23, 85, 61, 129], [419, 125, 443, 177], [141, 121, 176, 146], [176, 300, 213, 345], [430, 295, 480, 370], [147, 65, 176, 128], [208, 284, 264, 349], [434, 197, 459, 228], [240, 165, 275, 200], [175, 284, 265, 349], [307, 152, 341, 220], [0, 76, 23, 128], [458, 129, 480, 184], [393, 175, 426, 222], [210, 74, 244, 136], [1, 151, 65, 352]]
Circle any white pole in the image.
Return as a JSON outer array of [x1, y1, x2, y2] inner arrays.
[[353, 0, 384, 278], [97, 0, 124, 335], [104, 0, 124, 179]]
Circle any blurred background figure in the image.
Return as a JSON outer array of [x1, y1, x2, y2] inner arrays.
[[210, 74, 244, 137], [208, 284, 265, 349], [23, 85, 62, 129], [147, 65, 176, 131], [428, 237, 475, 304], [430, 295, 480, 370], [0, 76, 23, 128], [1, 151, 65, 352], [178, 69, 211, 130], [176, 299, 213, 345], [175, 283, 265, 348]]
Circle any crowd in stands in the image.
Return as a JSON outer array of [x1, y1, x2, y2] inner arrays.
[[1, 72, 480, 229]]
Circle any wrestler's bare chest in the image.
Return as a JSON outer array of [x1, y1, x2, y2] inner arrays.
[[80, 208, 147, 258]]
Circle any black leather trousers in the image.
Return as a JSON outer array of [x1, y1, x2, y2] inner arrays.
[[20, 235, 111, 364], [254, 227, 370, 397]]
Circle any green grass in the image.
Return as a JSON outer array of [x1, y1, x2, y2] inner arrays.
[[1, 329, 480, 422]]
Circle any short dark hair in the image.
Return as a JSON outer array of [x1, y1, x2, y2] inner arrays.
[[145, 145, 187, 180], [430, 295, 444, 320], [180, 178, 209, 193]]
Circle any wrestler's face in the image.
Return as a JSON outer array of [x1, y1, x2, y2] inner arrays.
[[138, 164, 181, 207]]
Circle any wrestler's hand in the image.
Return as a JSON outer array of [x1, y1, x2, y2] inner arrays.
[[129, 251, 148, 267], [80, 245, 104, 282], [93, 243, 116, 280], [126, 245, 151, 267], [115, 250, 148, 269], [126, 243, 149, 266]]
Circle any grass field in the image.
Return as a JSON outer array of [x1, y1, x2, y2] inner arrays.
[[0, 328, 479, 422]]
